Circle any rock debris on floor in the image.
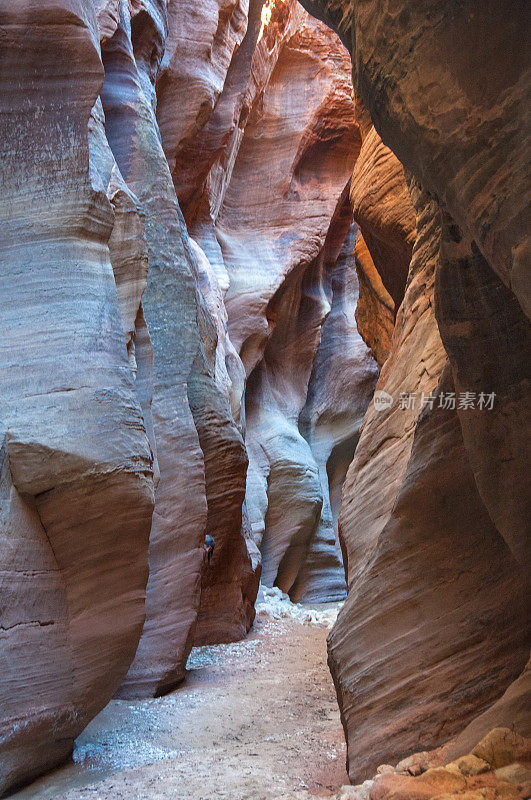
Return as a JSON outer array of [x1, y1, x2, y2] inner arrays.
[[12, 603, 347, 800]]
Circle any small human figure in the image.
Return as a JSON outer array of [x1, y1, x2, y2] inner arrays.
[[203, 534, 215, 564]]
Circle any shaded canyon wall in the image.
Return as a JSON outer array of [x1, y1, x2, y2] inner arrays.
[[0, 0, 378, 793], [300, 0, 531, 784]]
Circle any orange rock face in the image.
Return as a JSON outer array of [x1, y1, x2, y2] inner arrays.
[[353, 232, 394, 367], [349, 95, 416, 310], [301, 0, 530, 783], [330, 184, 528, 779], [330, 187, 530, 783]]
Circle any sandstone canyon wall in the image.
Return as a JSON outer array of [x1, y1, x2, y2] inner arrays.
[[0, 1, 378, 794], [300, 0, 531, 783], [0, 3, 155, 793], [155, 0, 379, 605], [1, 0, 529, 795]]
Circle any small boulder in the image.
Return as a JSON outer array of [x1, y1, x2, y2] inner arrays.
[[445, 754, 490, 776], [417, 767, 467, 793], [376, 764, 396, 775], [495, 762, 531, 786], [473, 728, 530, 769], [395, 751, 432, 776], [369, 767, 466, 799]]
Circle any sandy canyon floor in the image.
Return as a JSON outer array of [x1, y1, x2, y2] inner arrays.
[[12, 600, 347, 800]]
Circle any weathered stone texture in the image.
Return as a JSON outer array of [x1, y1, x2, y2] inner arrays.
[[300, 0, 531, 782], [0, 1, 154, 792]]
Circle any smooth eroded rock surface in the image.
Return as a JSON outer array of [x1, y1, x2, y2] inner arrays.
[[100, 1, 210, 698], [0, 1, 154, 791], [300, 0, 531, 778]]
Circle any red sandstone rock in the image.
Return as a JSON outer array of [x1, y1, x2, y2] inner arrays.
[[350, 95, 416, 310], [187, 241, 260, 645], [329, 184, 529, 783], [155, 1, 270, 645], [156, 2, 371, 604], [99, 1, 211, 698], [0, 1, 154, 793], [245, 197, 370, 602], [446, 661, 531, 762], [155, 3, 377, 606], [301, 0, 531, 773], [100, 0, 260, 668], [4, 1, 528, 796], [353, 1, 530, 321], [214, 12, 363, 599], [353, 231, 394, 367], [295, 215, 379, 600], [157, 0, 249, 204], [436, 215, 531, 579], [369, 768, 467, 800]]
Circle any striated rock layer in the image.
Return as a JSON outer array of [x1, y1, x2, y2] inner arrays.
[[211, 9, 369, 602], [1, 2, 377, 791], [349, 94, 415, 311], [0, 0, 256, 788], [98, 0, 258, 696], [301, 0, 531, 783], [296, 218, 378, 598], [0, 1, 154, 793], [156, 0, 376, 604]]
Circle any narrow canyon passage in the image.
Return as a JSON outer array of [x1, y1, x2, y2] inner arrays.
[[12, 608, 347, 800], [1, 1, 529, 799]]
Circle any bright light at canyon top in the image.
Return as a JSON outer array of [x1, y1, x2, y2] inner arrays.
[[258, 0, 276, 42]]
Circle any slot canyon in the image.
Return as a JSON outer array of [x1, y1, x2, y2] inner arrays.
[[0, 0, 529, 798]]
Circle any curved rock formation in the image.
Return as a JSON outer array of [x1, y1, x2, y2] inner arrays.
[[0, 1, 154, 793], [2, 12, 374, 786], [187, 241, 259, 646], [99, 0, 218, 697], [156, 0, 251, 211], [349, 2, 531, 631], [349, 94, 416, 311], [3, 0, 528, 795], [301, 0, 531, 782], [330, 180, 530, 784], [297, 218, 378, 599], [351, 0, 530, 319], [353, 232, 394, 368], [2, 15, 371, 781], [157, 1, 372, 603], [215, 11, 364, 600]]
